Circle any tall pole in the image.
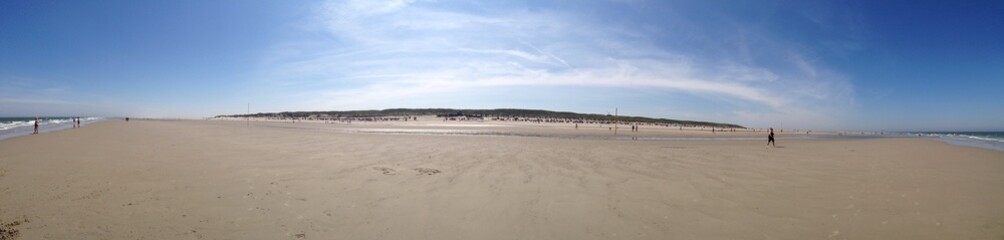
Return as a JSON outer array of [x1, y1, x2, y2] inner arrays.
[[614, 107, 618, 135]]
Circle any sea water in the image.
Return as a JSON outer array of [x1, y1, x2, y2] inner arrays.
[[0, 117, 105, 141], [348, 128, 884, 141], [909, 132, 1004, 152], [351, 128, 1001, 152]]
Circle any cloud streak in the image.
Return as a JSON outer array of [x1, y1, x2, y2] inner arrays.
[[257, 0, 856, 128]]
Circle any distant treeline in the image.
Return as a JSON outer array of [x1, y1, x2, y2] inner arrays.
[[217, 108, 744, 129]]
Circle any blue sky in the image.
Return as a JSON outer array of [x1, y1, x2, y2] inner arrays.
[[1, 0, 1001, 131]]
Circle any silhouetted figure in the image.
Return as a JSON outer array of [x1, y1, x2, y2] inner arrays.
[[33, 117, 39, 134], [767, 128, 776, 147]]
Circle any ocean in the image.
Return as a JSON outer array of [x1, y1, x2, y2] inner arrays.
[[0, 117, 105, 141], [909, 131, 1004, 152]]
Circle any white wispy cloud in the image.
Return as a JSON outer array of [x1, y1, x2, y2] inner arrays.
[[256, 0, 856, 128]]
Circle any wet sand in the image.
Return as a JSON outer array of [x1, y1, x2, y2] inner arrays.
[[1, 119, 1002, 239]]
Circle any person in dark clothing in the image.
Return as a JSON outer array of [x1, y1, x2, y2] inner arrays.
[[767, 128, 775, 147]]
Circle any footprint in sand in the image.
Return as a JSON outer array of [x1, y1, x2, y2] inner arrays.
[[0, 216, 29, 240], [372, 167, 397, 175], [414, 168, 441, 175]]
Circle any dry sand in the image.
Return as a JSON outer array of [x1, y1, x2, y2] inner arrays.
[[1, 119, 1003, 239]]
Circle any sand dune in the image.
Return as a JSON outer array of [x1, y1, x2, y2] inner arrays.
[[1, 120, 1002, 239]]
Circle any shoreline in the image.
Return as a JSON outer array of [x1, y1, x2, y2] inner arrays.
[[213, 118, 989, 150], [3, 117, 998, 153], [0, 117, 107, 141]]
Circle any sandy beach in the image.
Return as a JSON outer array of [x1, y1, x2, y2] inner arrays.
[[1, 119, 1002, 239]]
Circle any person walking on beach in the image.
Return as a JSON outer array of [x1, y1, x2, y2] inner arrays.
[[33, 117, 40, 134], [767, 128, 776, 147]]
